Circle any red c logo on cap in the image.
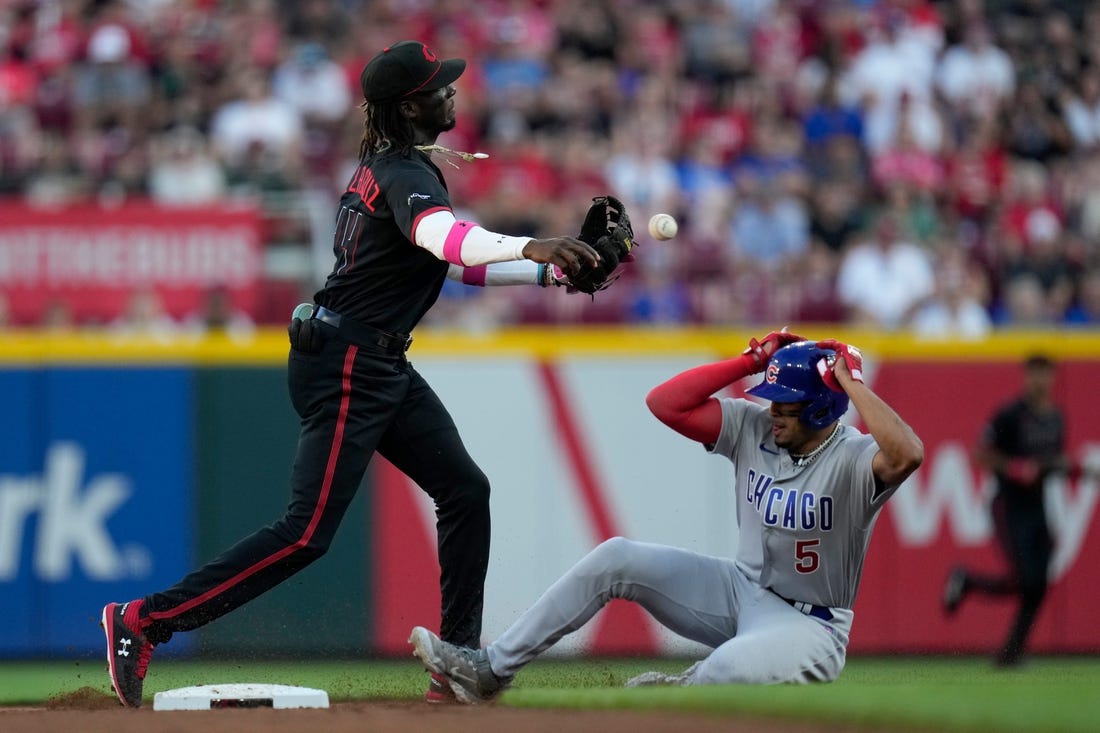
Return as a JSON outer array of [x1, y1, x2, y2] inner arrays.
[[422, 45, 438, 62], [765, 363, 779, 383]]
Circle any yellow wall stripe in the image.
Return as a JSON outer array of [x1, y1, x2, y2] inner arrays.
[[2, 327, 1099, 365]]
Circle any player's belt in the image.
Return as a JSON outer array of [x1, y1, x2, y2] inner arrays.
[[312, 306, 413, 353], [772, 590, 834, 622]]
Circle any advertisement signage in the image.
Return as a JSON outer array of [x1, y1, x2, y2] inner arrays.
[[0, 202, 263, 324], [0, 368, 194, 656]]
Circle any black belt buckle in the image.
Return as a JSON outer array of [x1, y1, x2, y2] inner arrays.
[[376, 331, 413, 352], [313, 306, 411, 354]]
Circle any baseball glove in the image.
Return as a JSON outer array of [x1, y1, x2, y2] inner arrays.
[[568, 195, 635, 295]]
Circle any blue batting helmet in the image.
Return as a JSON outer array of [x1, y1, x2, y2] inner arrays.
[[746, 341, 849, 429]]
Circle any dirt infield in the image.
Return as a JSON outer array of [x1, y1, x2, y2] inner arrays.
[[0, 687, 890, 733]]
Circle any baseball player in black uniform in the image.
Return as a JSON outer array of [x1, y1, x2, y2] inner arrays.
[[100, 40, 602, 707], [943, 354, 1072, 667]]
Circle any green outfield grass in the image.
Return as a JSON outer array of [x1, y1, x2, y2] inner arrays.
[[2, 655, 1097, 732]]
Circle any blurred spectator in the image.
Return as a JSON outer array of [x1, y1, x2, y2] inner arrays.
[[226, 0, 284, 70], [836, 212, 935, 329], [841, 9, 939, 155], [937, 22, 1015, 122], [676, 133, 733, 231], [880, 182, 940, 246], [1041, 11, 1086, 94], [732, 117, 810, 199], [871, 120, 944, 195], [148, 125, 227, 205], [210, 66, 304, 192], [31, 0, 84, 79], [998, 231, 1076, 325], [465, 128, 558, 235], [23, 131, 89, 205], [283, 0, 350, 47], [41, 298, 77, 332], [992, 273, 1055, 327], [1004, 78, 1070, 163], [809, 182, 863, 253], [109, 289, 178, 341], [789, 241, 845, 324], [802, 74, 863, 153], [627, 267, 693, 325], [1065, 268, 1100, 325], [680, 0, 752, 84], [943, 115, 1008, 232], [604, 116, 679, 221], [73, 0, 153, 132], [555, 0, 621, 63], [480, 27, 552, 103], [1061, 68, 1100, 150], [546, 131, 611, 208], [0, 24, 37, 110], [272, 41, 351, 181], [997, 161, 1064, 254], [182, 287, 256, 341], [1065, 150, 1100, 243], [750, 0, 806, 88], [0, 102, 42, 195], [909, 247, 993, 339], [679, 83, 752, 168], [272, 43, 351, 125], [729, 173, 809, 270], [993, 161, 1075, 319]]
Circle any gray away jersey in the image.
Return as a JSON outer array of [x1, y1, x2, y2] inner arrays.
[[709, 398, 900, 610]]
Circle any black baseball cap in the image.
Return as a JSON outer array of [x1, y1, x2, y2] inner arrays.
[[360, 41, 466, 104]]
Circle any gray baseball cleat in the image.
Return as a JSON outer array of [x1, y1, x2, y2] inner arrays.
[[625, 661, 701, 688], [408, 626, 512, 704]]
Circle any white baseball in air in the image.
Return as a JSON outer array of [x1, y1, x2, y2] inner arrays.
[[648, 213, 678, 241]]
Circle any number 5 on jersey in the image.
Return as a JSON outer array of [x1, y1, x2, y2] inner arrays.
[[795, 539, 820, 574]]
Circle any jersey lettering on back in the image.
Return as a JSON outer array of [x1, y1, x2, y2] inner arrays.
[[347, 166, 381, 211], [746, 468, 833, 532]]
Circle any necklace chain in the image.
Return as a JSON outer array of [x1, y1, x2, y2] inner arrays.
[[414, 144, 489, 169], [790, 423, 842, 467]]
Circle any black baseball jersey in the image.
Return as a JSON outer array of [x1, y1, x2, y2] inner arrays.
[[983, 398, 1065, 503], [315, 147, 452, 333]]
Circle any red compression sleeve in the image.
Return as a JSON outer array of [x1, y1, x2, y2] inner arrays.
[[645, 354, 758, 444]]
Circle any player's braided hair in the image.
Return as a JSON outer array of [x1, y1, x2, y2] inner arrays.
[[359, 100, 416, 161]]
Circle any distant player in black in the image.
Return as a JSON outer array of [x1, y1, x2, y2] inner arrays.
[[100, 40, 601, 708], [942, 355, 1072, 667]]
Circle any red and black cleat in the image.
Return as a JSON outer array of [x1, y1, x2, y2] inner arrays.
[[101, 601, 155, 708]]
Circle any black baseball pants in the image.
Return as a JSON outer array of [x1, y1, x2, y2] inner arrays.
[[142, 324, 491, 649], [965, 492, 1052, 663]]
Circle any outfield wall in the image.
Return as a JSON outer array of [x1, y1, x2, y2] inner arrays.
[[1, 328, 1098, 658]]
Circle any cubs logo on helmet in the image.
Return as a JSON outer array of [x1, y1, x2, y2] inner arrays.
[[746, 341, 849, 429]]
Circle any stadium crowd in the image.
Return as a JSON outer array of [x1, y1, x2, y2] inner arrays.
[[2, 0, 1100, 332]]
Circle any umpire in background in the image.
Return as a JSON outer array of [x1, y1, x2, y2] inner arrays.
[[100, 40, 601, 707], [943, 354, 1072, 667]]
